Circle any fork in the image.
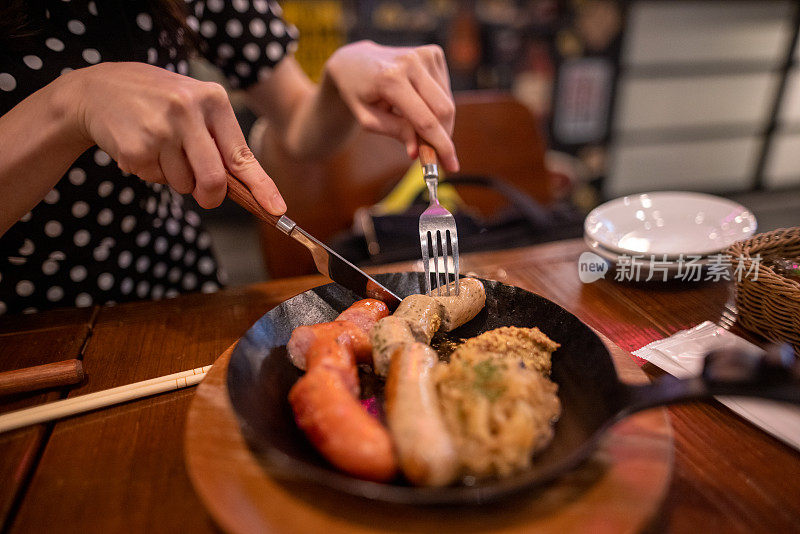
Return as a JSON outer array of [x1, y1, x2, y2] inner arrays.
[[418, 142, 460, 296]]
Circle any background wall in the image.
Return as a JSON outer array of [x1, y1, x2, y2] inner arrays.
[[608, 0, 799, 197]]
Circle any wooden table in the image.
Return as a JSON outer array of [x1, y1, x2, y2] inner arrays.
[[0, 239, 798, 533]]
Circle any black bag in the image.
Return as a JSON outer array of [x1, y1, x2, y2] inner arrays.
[[329, 175, 584, 266]]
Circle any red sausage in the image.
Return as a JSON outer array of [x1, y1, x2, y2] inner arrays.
[[289, 364, 398, 482], [287, 299, 390, 370], [287, 299, 399, 481], [304, 336, 358, 396], [336, 299, 390, 335], [287, 321, 371, 369]]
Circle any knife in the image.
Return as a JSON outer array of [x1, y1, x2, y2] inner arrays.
[[225, 172, 402, 309]]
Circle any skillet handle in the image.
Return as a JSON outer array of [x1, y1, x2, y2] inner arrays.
[[620, 344, 800, 415]]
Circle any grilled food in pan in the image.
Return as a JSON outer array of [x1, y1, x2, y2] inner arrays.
[[227, 272, 800, 505]]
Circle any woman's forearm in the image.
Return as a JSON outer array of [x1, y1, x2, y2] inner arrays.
[[0, 71, 92, 236], [282, 70, 359, 160], [246, 57, 359, 161]]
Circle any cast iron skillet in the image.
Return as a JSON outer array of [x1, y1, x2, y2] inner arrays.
[[227, 272, 800, 505]]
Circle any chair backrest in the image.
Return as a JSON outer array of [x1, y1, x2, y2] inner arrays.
[[449, 91, 553, 217], [254, 90, 553, 279]]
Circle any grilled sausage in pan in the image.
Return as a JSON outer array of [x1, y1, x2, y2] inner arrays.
[[289, 360, 398, 482], [429, 278, 486, 332], [287, 299, 398, 481], [336, 298, 390, 334], [385, 342, 458, 486], [370, 316, 418, 377], [287, 321, 371, 370], [393, 294, 442, 342], [287, 298, 390, 369]]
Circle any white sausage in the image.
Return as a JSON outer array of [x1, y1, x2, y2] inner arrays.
[[385, 342, 459, 487], [370, 316, 417, 377]]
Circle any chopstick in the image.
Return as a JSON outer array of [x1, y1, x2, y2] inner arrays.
[[0, 365, 211, 434], [0, 359, 84, 397]]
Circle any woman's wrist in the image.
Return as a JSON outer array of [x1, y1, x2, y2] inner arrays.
[[49, 68, 95, 152], [317, 62, 358, 130]]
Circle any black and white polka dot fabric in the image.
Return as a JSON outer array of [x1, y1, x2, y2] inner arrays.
[[0, 0, 297, 316], [189, 0, 298, 88]]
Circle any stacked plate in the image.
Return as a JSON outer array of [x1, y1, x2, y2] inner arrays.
[[584, 192, 757, 280]]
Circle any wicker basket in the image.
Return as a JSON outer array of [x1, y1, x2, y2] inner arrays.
[[726, 227, 800, 351]]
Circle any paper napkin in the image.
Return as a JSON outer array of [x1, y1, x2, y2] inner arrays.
[[634, 321, 800, 452]]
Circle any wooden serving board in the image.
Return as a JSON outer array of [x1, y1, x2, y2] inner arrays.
[[184, 335, 673, 534]]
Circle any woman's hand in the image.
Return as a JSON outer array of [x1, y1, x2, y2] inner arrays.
[[70, 62, 285, 213], [323, 41, 459, 172]]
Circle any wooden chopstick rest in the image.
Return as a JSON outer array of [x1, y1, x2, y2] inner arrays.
[[0, 359, 84, 397]]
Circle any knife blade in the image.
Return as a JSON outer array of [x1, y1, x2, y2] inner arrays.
[[225, 172, 402, 309]]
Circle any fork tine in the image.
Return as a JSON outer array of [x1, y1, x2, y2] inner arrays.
[[428, 232, 439, 294], [433, 231, 442, 296], [421, 230, 431, 294], [443, 231, 451, 296], [449, 229, 460, 295]]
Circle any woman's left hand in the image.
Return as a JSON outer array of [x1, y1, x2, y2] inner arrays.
[[323, 40, 459, 172]]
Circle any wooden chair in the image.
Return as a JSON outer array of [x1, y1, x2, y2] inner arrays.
[[252, 90, 555, 279]]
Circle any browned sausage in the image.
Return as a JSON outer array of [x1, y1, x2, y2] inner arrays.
[[385, 342, 458, 486], [303, 336, 359, 396], [393, 294, 442, 343], [289, 363, 398, 482], [429, 278, 486, 331]]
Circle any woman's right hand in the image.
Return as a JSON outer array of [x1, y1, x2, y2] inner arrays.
[[67, 62, 285, 213]]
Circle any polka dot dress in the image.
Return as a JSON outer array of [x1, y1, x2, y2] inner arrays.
[[0, 0, 297, 315]]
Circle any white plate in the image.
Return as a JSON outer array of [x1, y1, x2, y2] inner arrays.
[[584, 191, 757, 257], [584, 236, 712, 268], [584, 236, 715, 280]]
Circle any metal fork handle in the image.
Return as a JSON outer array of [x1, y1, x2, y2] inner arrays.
[[420, 141, 440, 205], [425, 175, 440, 206]]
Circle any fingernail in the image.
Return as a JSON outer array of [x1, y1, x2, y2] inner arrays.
[[269, 193, 287, 215], [450, 156, 460, 173]]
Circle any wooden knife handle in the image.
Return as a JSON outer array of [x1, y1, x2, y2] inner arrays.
[[225, 171, 281, 226], [0, 359, 84, 397], [418, 141, 438, 169]]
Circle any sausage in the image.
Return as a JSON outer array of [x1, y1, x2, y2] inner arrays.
[[370, 316, 417, 377], [336, 298, 390, 334], [369, 279, 485, 376], [428, 277, 486, 332], [385, 342, 459, 486], [289, 364, 398, 482], [370, 294, 441, 377], [393, 294, 442, 343], [287, 298, 399, 482], [286, 298, 390, 370], [303, 336, 359, 396], [287, 321, 371, 370]]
